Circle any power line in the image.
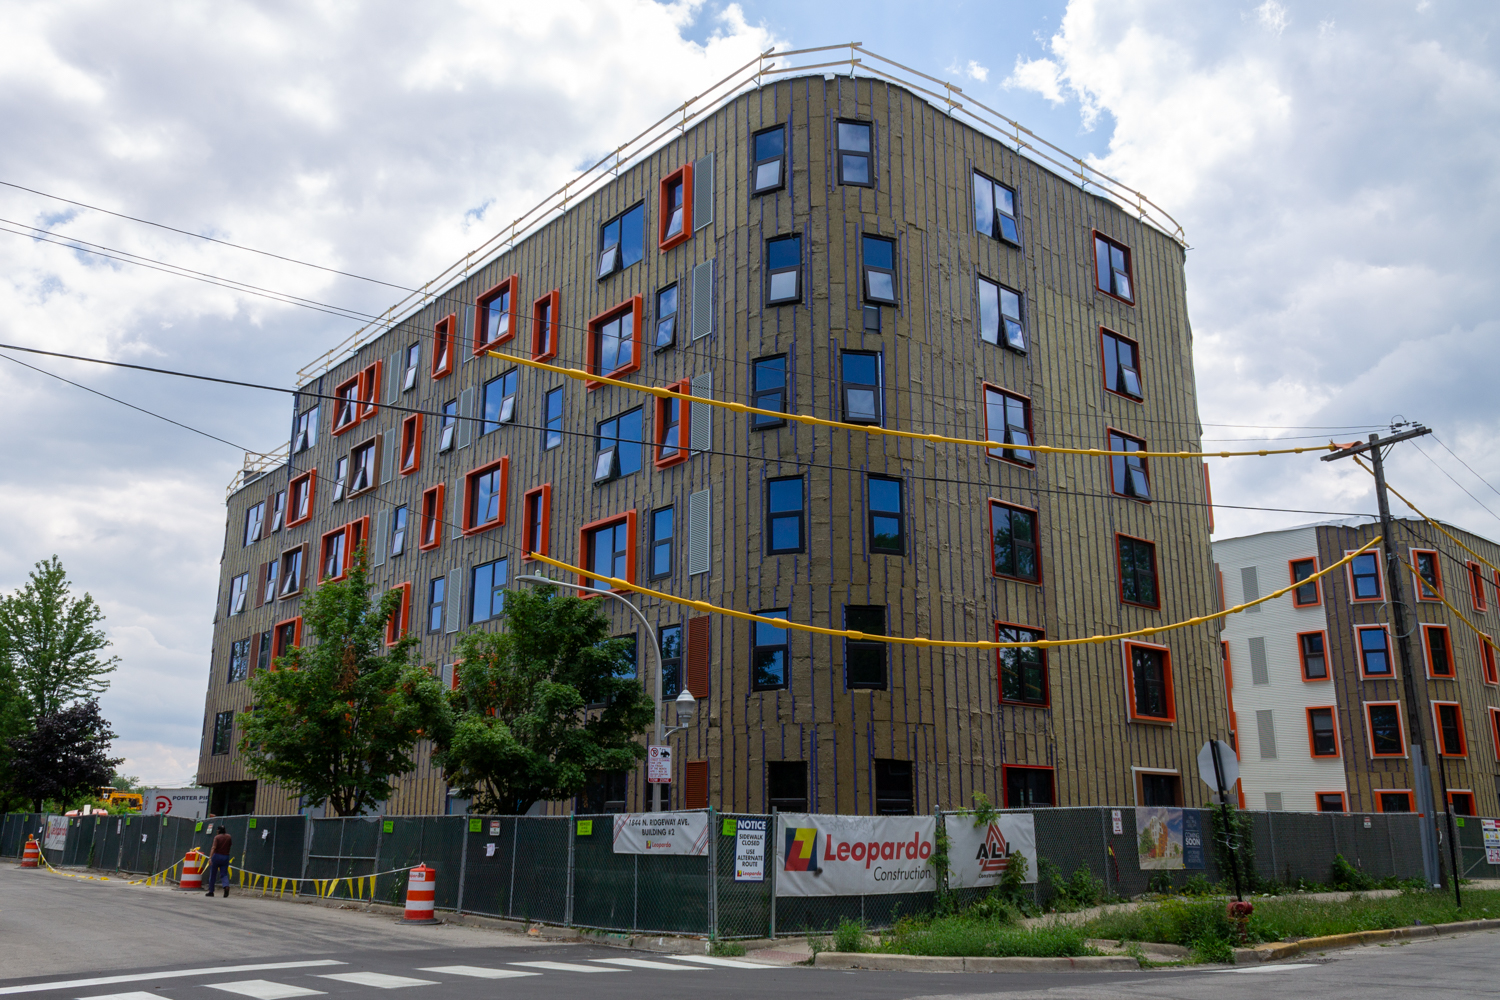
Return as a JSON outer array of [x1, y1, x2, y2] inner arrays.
[[1410, 441, 1500, 528], [1432, 433, 1500, 503]]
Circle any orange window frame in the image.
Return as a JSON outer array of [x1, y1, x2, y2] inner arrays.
[[531, 289, 560, 362], [286, 472, 315, 527], [1092, 229, 1135, 304], [1448, 790, 1476, 815], [985, 498, 1042, 584], [1469, 561, 1488, 612], [1306, 706, 1340, 758], [319, 526, 348, 583], [1410, 548, 1442, 601], [1345, 548, 1385, 603], [271, 616, 302, 662], [1432, 701, 1467, 757], [331, 373, 361, 435], [432, 314, 456, 379], [474, 274, 520, 354], [522, 483, 551, 560], [346, 515, 370, 564], [1481, 634, 1499, 685], [584, 295, 643, 389], [399, 413, 423, 476], [576, 510, 638, 595], [1365, 701, 1407, 758], [658, 163, 694, 252], [1297, 629, 1330, 681], [462, 457, 509, 535], [1115, 532, 1161, 609], [1355, 624, 1395, 680], [419, 484, 445, 551], [1422, 623, 1455, 679], [384, 581, 412, 646], [1315, 792, 1347, 813], [1289, 557, 1322, 607], [357, 360, 381, 421], [654, 378, 691, 468], [1376, 789, 1414, 813], [1122, 639, 1176, 724], [1490, 708, 1500, 760]]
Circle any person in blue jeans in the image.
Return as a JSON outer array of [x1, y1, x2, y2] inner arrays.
[[205, 826, 232, 897]]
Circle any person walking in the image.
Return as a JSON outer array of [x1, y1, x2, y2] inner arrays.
[[205, 826, 232, 898]]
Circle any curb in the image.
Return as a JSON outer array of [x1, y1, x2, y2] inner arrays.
[[1237, 918, 1500, 963], [813, 952, 1138, 973]]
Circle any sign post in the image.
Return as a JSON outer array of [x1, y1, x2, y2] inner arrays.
[[1198, 738, 1244, 901]]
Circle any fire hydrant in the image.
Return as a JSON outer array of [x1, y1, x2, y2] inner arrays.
[[1227, 899, 1254, 944]]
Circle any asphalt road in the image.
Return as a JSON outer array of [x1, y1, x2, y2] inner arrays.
[[5, 865, 1498, 999]]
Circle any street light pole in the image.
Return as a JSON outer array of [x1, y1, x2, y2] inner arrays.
[[513, 575, 667, 812]]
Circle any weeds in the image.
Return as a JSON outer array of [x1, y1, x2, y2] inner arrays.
[[708, 939, 746, 957], [832, 917, 870, 953], [1329, 854, 1376, 892]]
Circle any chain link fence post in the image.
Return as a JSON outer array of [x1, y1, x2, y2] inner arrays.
[[457, 817, 469, 914], [565, 815, 575, 928], [768, 809, 777, 939], [707, 806, 718, 938]]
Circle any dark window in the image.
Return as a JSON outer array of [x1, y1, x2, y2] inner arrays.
[[873, 759, 912, 814], [977, 276, 1026, 351], [1426, 625, 1453, 676], [399, 415, 421, 473], [973, 172, 1020, 244], [471, 558, 508, 624], [1450, 791, 1475, 816], [656, 389, 684, 462], [321, 530, 346, 581], [662, 175, 686, 242], [330, 456, 348, 502], [752, 612, 789, 691], [1109, 431, 1151, 500], [332, 376, 359, 432], [655, 284, 678, 350], [836, 121, 872, 186], [580, 771, 629, 814], [983, 386, 1033, 464], [1359, 626, 1391, 676], [427, 577, 446, 634], [244, 502, 264, 546], [1414, 550, 1441, 599], [420, 487, 443, 549], [469, 465, 504, 529], [1094, 233, 1134, 301], [1368, 704, 1404, 755], [650, 506, 673, 579], [256, 631, 272, 673], [989, 502, 1039, 583], [613, 634, 638, 680], [767, 760, 807, 812], [478, 281, 512, 350], [1140, 773, 1180, 806], [1437, 703, 1465, 756], [524, 491, 547, 557], [482, 369, 518, 433], [595, 408, 643, 483], [211, 711, 234, 755], [228, 573, 249, 615], [391, 505, 408, 557], [278, 548, 303, 598], [1379, 791, 1412, 812], [348, 440, 376, 494], [1130, 645, 1172, 720], [660, 624, 682, 700], [1101, 330, 1143, 399], [433, 316, 453, 377], [544, 387, 564, 450], [270, 490, 286, 533], [766, 235, 801, 304], [592, 308, 635, 378], [1300, 632, 1327, 679], [1470, 561, 1488, 611], [1004, 767, 1054, 808], [1317, 793, 1346, 813], [403, 342, 420, 391], [752, 355, 786, 428], [293, 406, 318, 452], [766, 477, 804, 554], [1119, 536, 1159, 607], [867, 476, 904, 555], [841, 351, 882, 425], [752, 125, 785, 194], [997, 625, 1046, 705], [598, 203, 644, 278], [585, 519, 631, 590], [1291, 558, 1319, 605], [228, 639, 251, 683], [438, 399, 458, 452], [862, 235, 897, 304], [533, 294, 555, 359], [1309, 708, 1338, 756], [845, 605, 887, 690], [1350, 552, 1382, 599], [273, 620, 298, 661]]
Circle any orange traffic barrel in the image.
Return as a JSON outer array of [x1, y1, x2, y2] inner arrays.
[[20, 835, 40, 868], [403, 865, 438, 923], [179, 850, 203, 890]]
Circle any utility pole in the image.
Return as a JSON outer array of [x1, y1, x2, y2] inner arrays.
[[1324, 425, 1460, 903]]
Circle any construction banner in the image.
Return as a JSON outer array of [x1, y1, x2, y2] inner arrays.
[[775, 813, 937, 897], [611, 811, 709, 856], [944, 813, 1037, 887]]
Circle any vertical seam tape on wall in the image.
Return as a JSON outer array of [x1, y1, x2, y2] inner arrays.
[[1248, 637, 1269, 685], [1241, 566, 1261, 613], [691, 259, 714, 341], [688, 488, 711, 576], [690, 372, 712, 455], [1256, 709, 1277, 759]]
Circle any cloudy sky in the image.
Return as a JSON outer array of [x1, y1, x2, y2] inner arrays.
[[1, 0, 1496, 785]]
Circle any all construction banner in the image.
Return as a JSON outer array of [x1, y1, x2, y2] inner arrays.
[[775, 813, 937, 897], [611, 811, 710, 855], [944, 812, 1038, 887]]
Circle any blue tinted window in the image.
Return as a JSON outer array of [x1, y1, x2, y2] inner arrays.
[[842, 352, 878, 385], [755, 128, 784, 160], [767, 235, 801, 269], [862, 235, 893, 270]]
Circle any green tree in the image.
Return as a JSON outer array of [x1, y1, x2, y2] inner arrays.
[[6, 699, 123, 812], [0, 556, 119, 719], [434, 585, 654, 815], [239, 555, 450, 816], [0, 653, 31, 811]]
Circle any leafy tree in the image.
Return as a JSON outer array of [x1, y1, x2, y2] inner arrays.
[[0, 654, 30, 811], [0, 556, 119, 719], [6, 699, 122, 812], [239, 554, 450, 816], [434, 585, 654, 815]]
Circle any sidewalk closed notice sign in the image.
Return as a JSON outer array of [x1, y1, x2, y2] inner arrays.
[[612, 811, 709, 855], [734, 817, 766, 881]]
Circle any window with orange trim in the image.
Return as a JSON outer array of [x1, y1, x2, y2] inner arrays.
[[658, 163, 693, 251], [1124, 641, 1175, 723], [277, 546, 305, 599], [385, 582, 412, 646], [1490, 708, 1500, 760], [320, 527, 347, 583], [1469, 561, 1488, 612], [1307, 706, 1339, 757], [1346, 549, 1384, 602], [347, 437, 379, 497], [585, 296, 642, 388], [578, 510, 637, 592], [1433, 701, 1467, 757], [1411, 548, 1442, 601], [419, 484, 445, 551], [1377, 790, 1414, 812], [1298, 630, 1328, 680], [474, 275, 519, 354], [654, 379, 690, 468], [1422, 623, 1454, 678], [357, 361, 381, 421], [1449, 790, 1476, 816], [399, 413, 423, 476], [432, 314, 455, 378], [532, 289, 560, 362], [1290, 557, 1321, 606], [331, 374, 360, 434], [1315, 792, 1346, 813], [271, 617, 302, 663], [345, 516, 369, 564], [1366, 702, 1406, 757], [523, 484, 551, 559], [463, 457, 508, 535], [1481, 634, 1499, 685]]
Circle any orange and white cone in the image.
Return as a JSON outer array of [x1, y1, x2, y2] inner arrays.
[[403, 865, 438, 923], [179, 850, 203, 890], [20, 835, 40, 868]]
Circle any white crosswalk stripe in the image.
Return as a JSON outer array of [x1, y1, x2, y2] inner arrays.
[[588, 959, 696, 971], [664, 955, 774, 969], [414, 968, 537, 980], [206, 981, 327, 999], [506, 962, 620, 974], [313, 975, 435, 989]]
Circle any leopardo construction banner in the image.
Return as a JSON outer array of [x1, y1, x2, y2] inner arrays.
[[775, 813, 937, 896]]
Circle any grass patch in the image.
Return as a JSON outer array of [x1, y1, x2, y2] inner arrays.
[[708, 939, 746, 957], [876, 906, 1094, 958]]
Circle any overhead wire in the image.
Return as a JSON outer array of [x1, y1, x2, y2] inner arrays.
[[1409, 440, 1500, 528], [1387, 518, 1500, 663], [1432, 433, 1500, 503]]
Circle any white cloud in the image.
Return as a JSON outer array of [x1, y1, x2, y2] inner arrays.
[[1005, 56, 1066, 104], [1254, 1, 1289, 35], [946, 59, 989, 83]]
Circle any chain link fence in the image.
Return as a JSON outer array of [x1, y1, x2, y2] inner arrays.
[[1456, 817, 1500, 880], [3, 806, 1442, 936]]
